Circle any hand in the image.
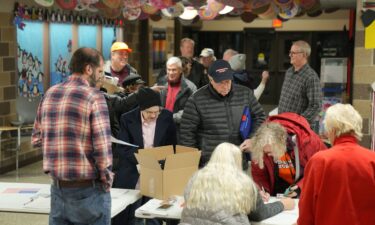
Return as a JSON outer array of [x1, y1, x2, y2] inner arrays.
[[239, 139, 252, 152], [261, 71, 270, 84], [151, 85, 167, 92], [259, 190, 270, 202], [284, 185, 299, 198], [280, 197, 295, 210]]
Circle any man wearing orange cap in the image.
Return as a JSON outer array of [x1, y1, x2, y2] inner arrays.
[[104, 41, 137, 86]]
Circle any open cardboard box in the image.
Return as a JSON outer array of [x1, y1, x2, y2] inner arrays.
[[134, 145, 201, 200]]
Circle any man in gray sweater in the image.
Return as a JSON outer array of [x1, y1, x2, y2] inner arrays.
[[180, 60, 266, 168]]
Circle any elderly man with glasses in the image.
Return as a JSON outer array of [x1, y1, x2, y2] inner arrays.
[[112, 87, 176, 225], [278, 40, 322, 133]]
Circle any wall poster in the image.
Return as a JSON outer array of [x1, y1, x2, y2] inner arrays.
[[50, 23, 73, 86], [78, 25, 97, 49], [102, 26, 116, 61], [17, 21, 44, 98]]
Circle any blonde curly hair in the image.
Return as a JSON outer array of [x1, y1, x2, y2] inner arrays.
[[250, 122, 287, 169]]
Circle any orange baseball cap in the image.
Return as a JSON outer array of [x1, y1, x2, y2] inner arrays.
[[111, 42, 132, 53]]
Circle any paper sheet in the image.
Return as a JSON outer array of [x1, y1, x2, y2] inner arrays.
[[111, 136, 139, 148]]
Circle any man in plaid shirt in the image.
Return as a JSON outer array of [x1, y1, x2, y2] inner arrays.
[[278, 40, 322, 132], [32, 48, 113, 225]]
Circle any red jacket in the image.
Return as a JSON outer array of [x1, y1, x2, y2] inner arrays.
[[298, 135, 375, 225], [251, 112, 327, 194]]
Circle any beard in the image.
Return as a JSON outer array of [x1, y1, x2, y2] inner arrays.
[[88, 71, 100, 88]]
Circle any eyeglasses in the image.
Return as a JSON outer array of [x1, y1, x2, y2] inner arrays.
[[289, 51, 304, 56]]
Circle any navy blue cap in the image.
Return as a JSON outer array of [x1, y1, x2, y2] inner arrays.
[[208, 59, 234, 83]]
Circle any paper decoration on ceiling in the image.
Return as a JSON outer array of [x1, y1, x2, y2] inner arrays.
[[122, 7, 142, 20], [55, 0, 78, 10], [34, 0, 54, 7], [198, 6, 218, 20], [142, 1, 159, 15], [161, 2, 184, 18], [21, 0, 327, 24], [102, 0, 122, 9]]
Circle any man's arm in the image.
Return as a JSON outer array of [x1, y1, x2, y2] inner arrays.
[[91, 94, 113, 191], [116, 113, 138, 164], [180, 97, 200, 148], [302, 74, 322, 124]]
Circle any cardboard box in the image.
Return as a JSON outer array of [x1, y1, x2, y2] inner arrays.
[[134, 145, 200, 200]]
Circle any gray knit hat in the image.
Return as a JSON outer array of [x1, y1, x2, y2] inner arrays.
[[229, 54, 246, 71]]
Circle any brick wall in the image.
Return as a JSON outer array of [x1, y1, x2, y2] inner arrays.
[[353, 1, 375, 148], [0, 12, 42, 174]]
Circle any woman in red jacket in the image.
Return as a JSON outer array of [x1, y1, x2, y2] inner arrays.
[[241, 112, 327, 198], [297, 104, 375, 225]]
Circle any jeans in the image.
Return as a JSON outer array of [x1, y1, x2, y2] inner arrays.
[[49, 183, 111, 225]]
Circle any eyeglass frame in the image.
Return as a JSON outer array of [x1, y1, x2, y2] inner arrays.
[[289, 51, 304, 56]]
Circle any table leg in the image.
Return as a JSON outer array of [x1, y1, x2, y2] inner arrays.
[[16, 127, 21, 178]]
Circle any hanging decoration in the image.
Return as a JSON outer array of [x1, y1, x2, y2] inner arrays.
[[13, 0, 324, 25], [13, 2, 120, 29]]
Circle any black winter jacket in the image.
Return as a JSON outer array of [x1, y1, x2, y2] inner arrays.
[[180, 83, 266, 167]]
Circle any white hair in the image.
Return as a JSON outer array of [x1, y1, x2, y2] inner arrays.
[[293, 40, 311, 57], [166, 56, 182, 68], [180, 38, 195, 47], [185, 143, 258, 214], [324, 103, 363, 141], [223, 49, 238, 61], [250, 122, 287, 169]]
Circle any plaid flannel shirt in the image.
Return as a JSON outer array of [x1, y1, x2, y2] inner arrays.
[[32, 75, 113, 190], [278, 64, 322, 126]]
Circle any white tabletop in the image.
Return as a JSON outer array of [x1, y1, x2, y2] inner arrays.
[[253, 198, 299, 225], [135, 196, 298, 225], [135, 196, 184, 219], [0, 182, 141, 218]]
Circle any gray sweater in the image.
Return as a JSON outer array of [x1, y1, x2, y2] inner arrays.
[[181, 174, 284, 225]]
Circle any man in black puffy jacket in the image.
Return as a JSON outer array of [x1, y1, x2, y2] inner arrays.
[[180, 60, 266, 168]]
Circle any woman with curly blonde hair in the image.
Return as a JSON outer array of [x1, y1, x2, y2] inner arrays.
[[241, 113, 326, 198], [180, 142, 294, 225]]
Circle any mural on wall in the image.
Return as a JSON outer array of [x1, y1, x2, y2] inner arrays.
[[50, 23, 73, 86], [102, 26, 116, 61], [78, 25, 97, 48], [17, 21, 44, 98]]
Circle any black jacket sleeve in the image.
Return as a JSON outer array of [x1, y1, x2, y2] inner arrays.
[[248, 192, 284, 222]]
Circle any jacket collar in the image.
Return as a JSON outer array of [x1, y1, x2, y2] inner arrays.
[[333, 135, 358, 146], [207, 82, 233, 100]]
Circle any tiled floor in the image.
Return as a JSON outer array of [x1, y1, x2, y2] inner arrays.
[[0, 160, 50, 225]]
